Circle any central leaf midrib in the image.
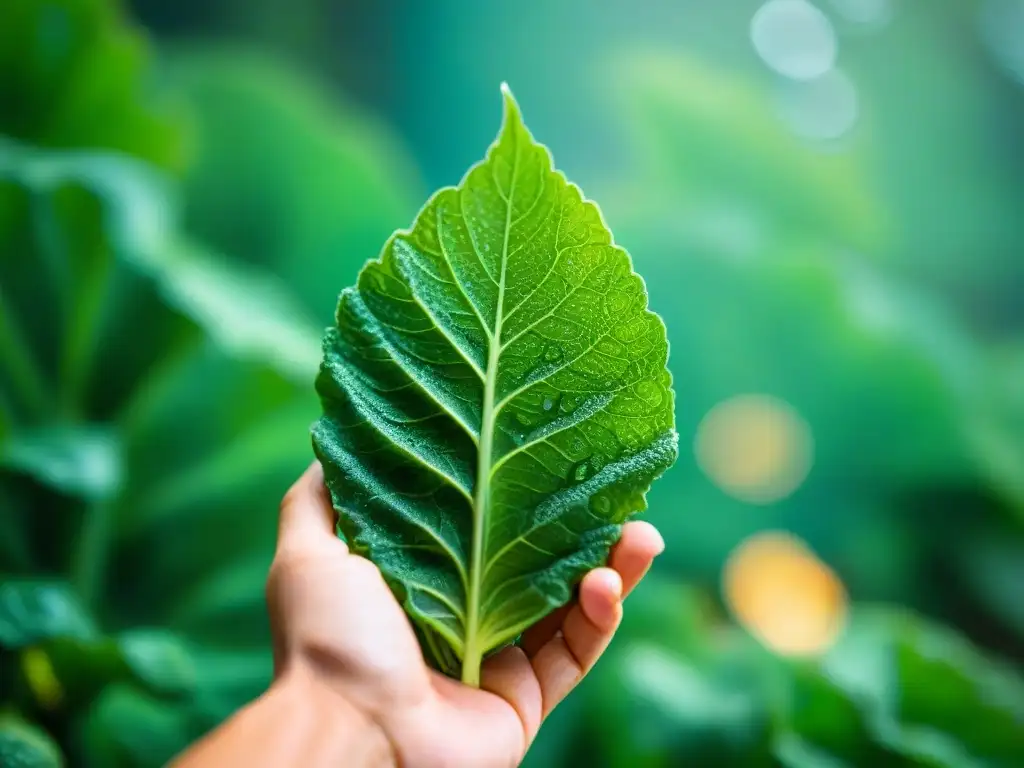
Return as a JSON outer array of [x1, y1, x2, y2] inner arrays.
[[463, 140, 519, 685]]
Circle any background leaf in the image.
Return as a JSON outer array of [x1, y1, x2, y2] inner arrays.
[[0, 714, 64, 768], [162, 46, 423, 324], [0, 583, 96, 649], [117, 629, 197, 700], [1, 426, 121, 501]]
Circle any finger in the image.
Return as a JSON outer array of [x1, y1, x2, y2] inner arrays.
[[276, 462, 342, 554], [479, 646, 543, 747], [576, 567, 623, 631], [521, 521, 664, 655], [518, 604, 569, 657], [609, 521, 664, 597], [530, 568, 622, 716]]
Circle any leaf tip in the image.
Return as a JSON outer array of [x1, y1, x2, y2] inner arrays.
[[499, 81, 522, 129]]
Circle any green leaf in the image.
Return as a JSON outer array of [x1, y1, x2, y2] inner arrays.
[[0, 0, 184, 171], [886, 621, 1024, 766], [126, 237, 321, 383], [39, 636, 124, 708], [313, 85, 677, 685], [959, 534, 1024, 639], [1, 425, 121, 500], [965, 348, 1024, 518], [163, 46, 423, 323], [0, 582, 96, 648], [0, 714, 63, 768], [776, 661, 910, 766], [76, 684, 189, 768], [0, 139, 319, 384], [117, 628, 197, 699], [187, 647, 273, 725], [774, 734, 855, 768], [0, 138, 174, 261], [581, 605, 776, 768], [823, 608, 1024, 767]]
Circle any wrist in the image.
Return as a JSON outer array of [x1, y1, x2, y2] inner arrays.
[[271, 663, 396, 767]]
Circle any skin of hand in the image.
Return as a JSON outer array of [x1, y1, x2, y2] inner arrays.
[[175, 462, 665, 768]]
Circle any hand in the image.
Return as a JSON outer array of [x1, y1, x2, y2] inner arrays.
[[267, 462, 665, 768]]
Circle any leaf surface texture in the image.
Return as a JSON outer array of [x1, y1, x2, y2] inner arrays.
[[313, 86, 677, 682]]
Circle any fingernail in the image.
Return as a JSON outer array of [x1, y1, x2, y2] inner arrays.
[[652, 528, 666, 556], [600, 569, 623, 599]]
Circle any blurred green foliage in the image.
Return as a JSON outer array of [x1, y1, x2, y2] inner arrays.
[[1, 0, 1023, 766], [161, 46, 422, 323], [0, 0, 183, 169], [0, 0, 419, 764], [535, 578, 1024, 767]]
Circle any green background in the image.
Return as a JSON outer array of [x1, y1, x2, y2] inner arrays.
[[1, 0, 1022, 765]]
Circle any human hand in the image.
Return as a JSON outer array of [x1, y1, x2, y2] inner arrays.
[[267, 462, 665, 768]]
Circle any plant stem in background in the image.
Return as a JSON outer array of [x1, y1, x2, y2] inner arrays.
[[117, 331, 202, 440], [71, 498, 116, 612], [0, 287, 50, 420], [60, 252, 112, 419], [31, 192, 112, 419]]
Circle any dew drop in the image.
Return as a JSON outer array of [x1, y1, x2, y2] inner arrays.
[[542, 397, 554, 411], [635, 380, 664, 406]]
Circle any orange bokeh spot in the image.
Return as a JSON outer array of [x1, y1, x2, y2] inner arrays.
[[695, 394, 813, 505], [723, 531, 847, 656]]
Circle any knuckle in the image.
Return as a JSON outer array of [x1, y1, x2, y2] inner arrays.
[[348, 553, 384, 582], [279, 481, 303, 515], [265, 556, 287, 593]]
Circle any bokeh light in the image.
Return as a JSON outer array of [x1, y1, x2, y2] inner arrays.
[[776, 67, 859, 141], [695, 394, 814, 504], [723, 531, 848, 656], [980, 0, 1024, 86], [751, 0, 838, 81], [827, 0, 893, 29]]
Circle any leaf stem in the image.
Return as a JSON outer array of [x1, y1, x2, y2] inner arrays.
[[463, 322, 502, 685], [463, 126, 519, 686], [462, 331, 500, 686]]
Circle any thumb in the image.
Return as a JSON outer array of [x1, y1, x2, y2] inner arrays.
[[276, 462, 343, 555]]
